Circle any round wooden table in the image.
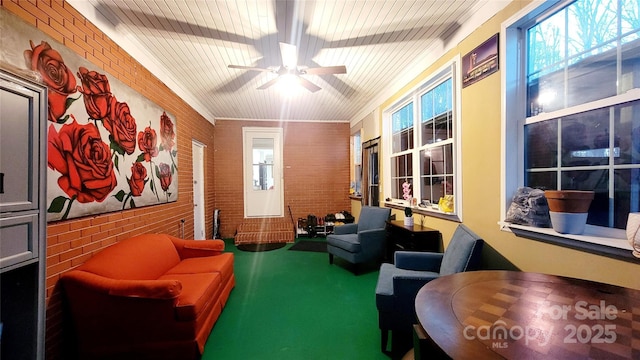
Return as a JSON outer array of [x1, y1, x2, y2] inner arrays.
[[414, 270, 640, 359]]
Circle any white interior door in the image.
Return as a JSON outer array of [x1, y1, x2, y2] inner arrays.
[[192, 140, 205, 239], [243, 127, 284, 218]]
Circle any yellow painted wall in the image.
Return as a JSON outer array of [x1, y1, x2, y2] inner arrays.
[[361, 1, 640, 289]]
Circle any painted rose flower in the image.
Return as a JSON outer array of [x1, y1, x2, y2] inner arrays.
[[138, 126, 159, 162], [105, 97, 137, 155], [24, 40, 77, 122], [158, 163, 172, 192], [128, 162, 147, 196], [159, 111, 175, 151], [76, 67, 112, 120], [48, 119, 117, 203]]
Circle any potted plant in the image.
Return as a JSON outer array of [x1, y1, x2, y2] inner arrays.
[[404, 206, 414, 227], [544, 190, 594, 234]]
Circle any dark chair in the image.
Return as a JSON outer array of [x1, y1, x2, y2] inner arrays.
[[375, 224, 484, 355], [327, 206, 391, 273]]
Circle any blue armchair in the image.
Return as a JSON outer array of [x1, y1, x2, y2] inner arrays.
[[327, 206, 391, 273], [375, 224, 484, 354]]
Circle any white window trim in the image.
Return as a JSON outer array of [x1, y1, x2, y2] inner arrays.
[[500, 0, 635, 260], [383, 56, 463, 221]]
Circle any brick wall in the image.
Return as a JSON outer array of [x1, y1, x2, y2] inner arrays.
[[1, 1, 215, 358], [213, 120, 351, 238]]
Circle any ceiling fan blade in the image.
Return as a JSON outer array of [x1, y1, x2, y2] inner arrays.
[[297, 77, 321, 93], [279, 42, 298, 69], [303, 65, 347, 75], [228, 65, 273, 72], [257, 77, 281, 90]]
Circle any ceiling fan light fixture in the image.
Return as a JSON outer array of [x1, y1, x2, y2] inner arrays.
[[228, 42, 346, 93], [275, 74, 302, 96]]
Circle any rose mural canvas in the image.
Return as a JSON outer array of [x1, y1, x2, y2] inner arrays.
[[1, 9, 178, 221]]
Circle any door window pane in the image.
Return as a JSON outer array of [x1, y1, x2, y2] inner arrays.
[[252, 138, 274, 190]]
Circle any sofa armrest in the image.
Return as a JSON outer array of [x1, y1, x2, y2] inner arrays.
[[394, 251, 443, 272], [62, 270, 182, 299], [334, 223, 358, 235], [169, 236, 226, 259]]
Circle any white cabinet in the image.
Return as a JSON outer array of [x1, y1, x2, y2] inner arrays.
[[0, 70, 47, 360]]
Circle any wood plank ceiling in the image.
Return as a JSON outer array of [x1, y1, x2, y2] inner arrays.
[[69, 0, 485, 122]]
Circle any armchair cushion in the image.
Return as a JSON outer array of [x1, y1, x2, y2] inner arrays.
[[327, 233, 361, 252], [440, 225, 484, 275], [357, 206, 392, 231]]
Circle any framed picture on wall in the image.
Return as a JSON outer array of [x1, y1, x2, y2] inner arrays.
[[1, 8, 179, 221], [462, 33, 499, 88]]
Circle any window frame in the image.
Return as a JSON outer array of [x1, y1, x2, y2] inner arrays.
[[501, 0, 637, 261], [383, 57, 463, 221], [351, 131, 362, 196]]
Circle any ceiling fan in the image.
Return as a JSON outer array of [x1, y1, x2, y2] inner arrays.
[[228, 42, 346, 93]]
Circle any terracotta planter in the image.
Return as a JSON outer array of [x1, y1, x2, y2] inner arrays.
[[544, 190, 594, 234], [544, 190, 594, 213]]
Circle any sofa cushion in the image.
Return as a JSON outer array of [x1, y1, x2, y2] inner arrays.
[[79, 234, 181, 280], [159, 273, 221, 321], [166, 253, 234, 284]]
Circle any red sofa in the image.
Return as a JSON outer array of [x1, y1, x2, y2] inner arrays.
[[61, 234, 235, 360]]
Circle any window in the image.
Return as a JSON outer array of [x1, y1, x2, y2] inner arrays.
[[385, 60, 461, 218], [351, 131, 362, 195], [503, 0, 640, 243], [363, 138, 380, 206]]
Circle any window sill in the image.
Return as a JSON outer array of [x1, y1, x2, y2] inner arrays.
[[349, 194, 362, 201], [499, 222, 639, 263], [384, 202, 461, 222]]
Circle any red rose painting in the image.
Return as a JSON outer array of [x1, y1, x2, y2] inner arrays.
[[138, 126, 159, 162], [77, 67, 112, 120], [24, 40, 78, 123], [48, 119, 117, 203], [128, 162, 147, 197], [16, 34, 178, 221], [160, 111, 176, 151], [105, 98, 137, 155], [158, 163, 172, 192]]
